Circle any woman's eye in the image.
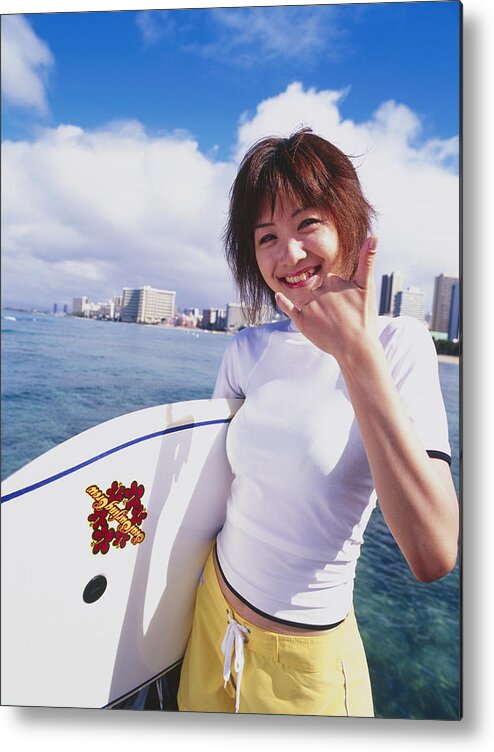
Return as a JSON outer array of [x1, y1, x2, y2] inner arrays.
[[258, 233, 276, 245], [299, 217, 319, 229]]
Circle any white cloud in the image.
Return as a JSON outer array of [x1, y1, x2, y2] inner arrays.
[[235, 82, 349, 160], [204, 6, 342, 66], [2, 83, 458, 314], [2, 122, 237, 309], [135, 10, 174, 47], [234, 84, 459, 312], [1, 15, 54, 114]]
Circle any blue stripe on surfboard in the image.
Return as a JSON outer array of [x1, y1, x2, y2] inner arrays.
[[1, 418, 232, 504]]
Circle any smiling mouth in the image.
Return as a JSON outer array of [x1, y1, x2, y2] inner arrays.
[[281, 266, 320, 286]]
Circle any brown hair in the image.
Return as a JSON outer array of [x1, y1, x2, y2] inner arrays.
[[224, 127, 376, 323]]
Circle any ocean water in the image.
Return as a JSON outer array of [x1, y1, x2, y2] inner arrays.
[[1, 311, 460, 719]]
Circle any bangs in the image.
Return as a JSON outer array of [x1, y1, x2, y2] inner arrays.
[[248, 144, 334, 225]]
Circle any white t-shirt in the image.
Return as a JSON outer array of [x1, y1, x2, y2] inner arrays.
[[213, 315, 451, 626]]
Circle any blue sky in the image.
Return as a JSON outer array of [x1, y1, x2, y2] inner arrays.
[[4, 4, 460, 153], [1, 2, 461, 313]]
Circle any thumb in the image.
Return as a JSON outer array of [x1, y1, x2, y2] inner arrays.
[[275, 292, 301, 325], [354, 236, 378, 290]]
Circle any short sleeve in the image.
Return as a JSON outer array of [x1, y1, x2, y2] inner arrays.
[[212, 336, 246, 399], [383, 317, 451, 462]]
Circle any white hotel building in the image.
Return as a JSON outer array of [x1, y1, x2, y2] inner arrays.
[[121, 286, 176, 324], [393, 287, 426, 322]]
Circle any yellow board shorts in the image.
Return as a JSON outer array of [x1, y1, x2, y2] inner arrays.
[[177, 548, 374, 716]]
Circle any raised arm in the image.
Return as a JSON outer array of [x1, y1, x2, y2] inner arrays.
[[275, 239, 459, 582]]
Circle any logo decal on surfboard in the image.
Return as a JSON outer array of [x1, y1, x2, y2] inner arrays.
[[85, 480, 147, 555]]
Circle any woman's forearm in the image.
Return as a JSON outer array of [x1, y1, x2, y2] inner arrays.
[[274, 240, 459, 582], [338, 338, 459, 582]]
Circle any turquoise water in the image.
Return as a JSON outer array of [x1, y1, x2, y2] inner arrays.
[[1, 311, 460, 719], [356, 358, 460, 720], [1, 313, 229, 478]]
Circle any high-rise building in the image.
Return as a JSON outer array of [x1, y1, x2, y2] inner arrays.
[[431, 273, 459, 333], [393, 287, 425, 322], [448, 282, 460, 341], [226, 303, 249, 330], [121, 286, 176, 324], [379, 271, 404, 315], [201, 308, 217, 329], [72, 296, 89, 315], [112, 294, 123, 321], [184, 307, 200, 318], [202, 307, 226, 330], [98, 300, 115, 319], [121, 289, 140, 322]]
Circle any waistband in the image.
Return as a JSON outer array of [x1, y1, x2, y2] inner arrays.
[[202, 548, 355, 673], [215, 544, 345, 631]]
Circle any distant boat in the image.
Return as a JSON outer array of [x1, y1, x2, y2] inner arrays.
[[4, 316, 16, 321]]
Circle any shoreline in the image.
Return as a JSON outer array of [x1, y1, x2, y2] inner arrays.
[[3, 313, 463, 355], [154, 323, 232, 335], [437, 354, 459, 364]]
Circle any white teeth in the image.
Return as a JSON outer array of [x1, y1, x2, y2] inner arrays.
[[285, 268, 317, 284]]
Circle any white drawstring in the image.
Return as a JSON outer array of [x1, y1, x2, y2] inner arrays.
[[221, 612, 250, 713]]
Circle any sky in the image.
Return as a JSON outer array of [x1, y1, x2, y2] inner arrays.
[[1, 1, 461, 314]]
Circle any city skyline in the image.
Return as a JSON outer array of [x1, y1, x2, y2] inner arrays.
[[38, 263, 458, 337], [2, 3, 460, 315], [378, 268, 459, 333]]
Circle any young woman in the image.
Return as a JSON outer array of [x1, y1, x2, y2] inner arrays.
[[177, 128, 459, 716]]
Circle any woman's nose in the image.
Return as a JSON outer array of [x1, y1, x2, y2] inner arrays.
[[282, 237, 306, 263]]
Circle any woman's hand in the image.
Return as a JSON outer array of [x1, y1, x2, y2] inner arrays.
[[275, 236, 379, 363], [277, 234, 458, 581]]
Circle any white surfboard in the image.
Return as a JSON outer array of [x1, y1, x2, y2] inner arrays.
[[1, 398, 243, 709]]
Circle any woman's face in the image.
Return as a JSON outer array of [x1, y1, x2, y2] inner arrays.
[[254, 196, 340, 310]]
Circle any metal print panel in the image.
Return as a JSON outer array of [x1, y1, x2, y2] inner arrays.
[[1, 1, 461, 720]]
